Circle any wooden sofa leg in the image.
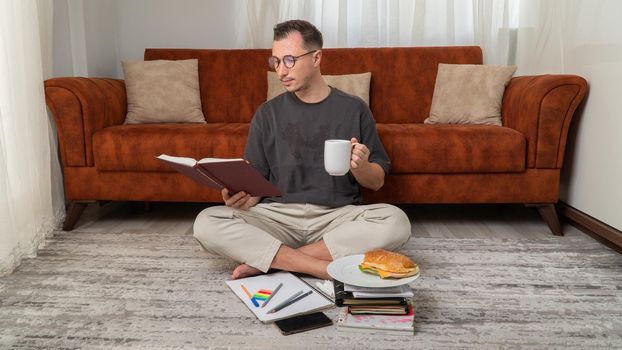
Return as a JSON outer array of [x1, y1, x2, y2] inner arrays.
[[526, 203, 563, 236], [63, 201, 90, 231]]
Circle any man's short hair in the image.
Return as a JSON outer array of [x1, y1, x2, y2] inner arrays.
[[273, 20, 323, 49]]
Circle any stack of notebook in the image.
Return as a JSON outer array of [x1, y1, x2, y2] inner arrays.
[[334, 280, 415, 334]]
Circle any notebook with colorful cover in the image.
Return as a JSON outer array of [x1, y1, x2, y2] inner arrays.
[[337, 305, 415, 333]]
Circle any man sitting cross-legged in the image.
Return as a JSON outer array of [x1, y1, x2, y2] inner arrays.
[[193, 19, 411, 280]]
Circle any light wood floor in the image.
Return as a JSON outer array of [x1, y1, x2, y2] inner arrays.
[[73, 201, 590, 241]]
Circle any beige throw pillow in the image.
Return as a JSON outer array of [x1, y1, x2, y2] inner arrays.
[[267, 71, 372, 106], [122, 59, 205, 124], [424, 64, 517, 126]]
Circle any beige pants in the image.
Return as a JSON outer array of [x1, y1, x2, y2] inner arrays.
[[193, 202, 411, 272]]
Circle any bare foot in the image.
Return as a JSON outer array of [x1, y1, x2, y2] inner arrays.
[[231, 263, 263, 279], [314, 261, 332, 280]]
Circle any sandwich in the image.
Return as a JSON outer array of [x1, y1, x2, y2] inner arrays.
[[358, 249, 419, 279]]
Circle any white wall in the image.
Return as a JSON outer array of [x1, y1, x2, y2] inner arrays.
[[115, 0, 242, 76], [562, 10, 622, 231], [516, 1, 622, 230], [52, 0, 242, 78], [52, 0, 119, 77], [52, 0, 76, 77], [83, 0, 120, 77]]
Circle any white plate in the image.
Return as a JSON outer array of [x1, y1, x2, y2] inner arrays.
[[327, 254, 420, 288]]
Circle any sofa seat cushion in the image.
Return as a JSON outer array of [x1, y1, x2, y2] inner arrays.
[[93, 123, 250, 172], [377, 124, 526, 173]]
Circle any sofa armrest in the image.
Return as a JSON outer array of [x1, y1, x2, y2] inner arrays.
[[45, 77, 127, 167], [502, 74, 587, 169]]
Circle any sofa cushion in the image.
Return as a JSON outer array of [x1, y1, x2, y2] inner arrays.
[[267, 71, 372, 105], [377, 124, 526, 173], [145, 47, 484, 124], [122, 59, 206, 124], [93, 123, 249, 172], [424, 64, 516, 126]]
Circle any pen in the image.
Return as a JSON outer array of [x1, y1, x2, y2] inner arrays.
[[261, 282, 283, 308], [241, 284, 259, 307], [266, 290, 302, 314], [267, 290, 313, 314]]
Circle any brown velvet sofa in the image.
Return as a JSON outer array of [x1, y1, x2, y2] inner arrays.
[[44, 46, 587, 233]]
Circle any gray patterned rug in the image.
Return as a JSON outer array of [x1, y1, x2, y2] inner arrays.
[[1, 230, 621, 349]]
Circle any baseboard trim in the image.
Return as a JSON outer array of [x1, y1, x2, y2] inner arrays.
[[559, 202, 622, 255]]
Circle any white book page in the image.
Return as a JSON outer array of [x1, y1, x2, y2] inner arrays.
[[157, 154, 244, 166], [352, 290, 414, 298], [197, 157, 244, 164], [156, 154, 197, 167], [345, 283, 414, 298], [225, 271, 333, 323]]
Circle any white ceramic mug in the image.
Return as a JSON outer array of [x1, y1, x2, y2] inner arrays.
[[324, 139, 353, 176]]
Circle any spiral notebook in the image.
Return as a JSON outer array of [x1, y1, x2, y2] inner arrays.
[[225, 271, 334, 323]]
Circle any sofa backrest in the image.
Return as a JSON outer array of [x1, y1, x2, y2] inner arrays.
[[144, 46, 482, 124]]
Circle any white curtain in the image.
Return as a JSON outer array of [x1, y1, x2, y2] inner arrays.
[[0, 0, 65, 275], [236, 0, 520, 65], [514, 0, 586, 75]]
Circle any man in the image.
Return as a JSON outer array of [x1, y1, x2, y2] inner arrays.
[[193, 20, 411, 280]]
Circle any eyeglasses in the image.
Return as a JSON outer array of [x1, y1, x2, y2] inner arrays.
[[268, 50, 317, 70]]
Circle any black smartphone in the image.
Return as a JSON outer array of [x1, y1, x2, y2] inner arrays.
[[274, 312, 333, 335]]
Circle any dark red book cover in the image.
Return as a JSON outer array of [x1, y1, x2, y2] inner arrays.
[[157, 154, 282, 197]]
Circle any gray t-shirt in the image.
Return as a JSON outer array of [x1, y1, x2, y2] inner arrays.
[[244, 87, 390, 207]]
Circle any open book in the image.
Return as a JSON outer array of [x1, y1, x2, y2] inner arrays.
[[156, 154, 282, 197], [225, 271, 334, 323]]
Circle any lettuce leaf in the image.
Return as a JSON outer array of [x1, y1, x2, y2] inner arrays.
[[358, 265, 379, 275]]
